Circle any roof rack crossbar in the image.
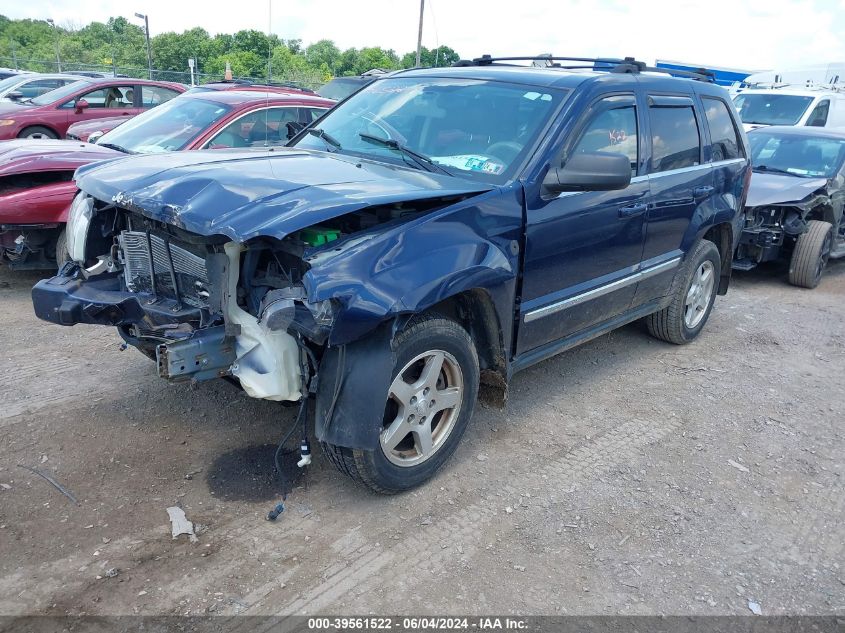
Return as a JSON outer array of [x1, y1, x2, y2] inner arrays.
[[452, 54, 715, 82]]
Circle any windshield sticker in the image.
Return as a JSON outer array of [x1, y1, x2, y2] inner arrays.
[[432, 155, 505, 175]]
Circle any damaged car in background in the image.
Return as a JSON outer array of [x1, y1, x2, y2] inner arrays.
[[32, 57, 750, 493], [1, 89, 332, 269], [733, 126, 845, 288]]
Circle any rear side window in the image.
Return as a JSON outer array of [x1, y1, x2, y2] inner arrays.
[[649, 106, 700, 172], [141, 86, 180, 107], [703, 97, 743, 161], [806, 100, 829, 127]]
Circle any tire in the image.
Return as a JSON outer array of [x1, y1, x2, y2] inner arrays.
[[788, 220, 833, 289], [646, 239, 721, 345], [18, 126, 58, 140], [321, 315, 479, 494], [54, 229, 70, 268]]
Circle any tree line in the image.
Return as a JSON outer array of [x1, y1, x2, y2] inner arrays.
[[0, 14, 461, 85]]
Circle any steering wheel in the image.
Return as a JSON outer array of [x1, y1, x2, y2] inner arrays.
[[485, 141, 523, 164], [361, 113, 407, 145]]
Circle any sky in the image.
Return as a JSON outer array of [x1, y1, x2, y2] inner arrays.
[[4, 0, 845, 71]]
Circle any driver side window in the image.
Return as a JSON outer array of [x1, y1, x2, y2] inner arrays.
[[570, 100, 638, 175], [206, 107, 299, 149]]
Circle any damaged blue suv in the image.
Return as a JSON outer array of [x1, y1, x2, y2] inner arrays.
[[33, 56, 750, 493]]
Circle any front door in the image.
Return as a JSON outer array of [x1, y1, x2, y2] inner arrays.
[[518, 94, 648, 355]]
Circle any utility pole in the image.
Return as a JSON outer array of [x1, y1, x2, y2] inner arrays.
[[415, 0, 424, 67], [10, 41, 18, 70], [135, 12, 152, 79], [46, 19, 61, 72]]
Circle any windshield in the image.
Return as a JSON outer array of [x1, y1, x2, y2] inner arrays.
[[97, 95, 231, 153], [749, 131, 845, 178], [733, 93, 814, 126], [317, 77, 371, 101], [0, 75, 26, 94], [294, 77, 566, 183], [30, 80, 87, 105]]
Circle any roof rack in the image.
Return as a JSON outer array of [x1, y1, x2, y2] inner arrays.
[[452, 55, 716, 82]]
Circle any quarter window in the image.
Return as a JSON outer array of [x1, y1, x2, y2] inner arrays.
[[806, 100, 829, 127], [570, 99, 638, 175], [649, 106, 701, 172], [703, 97, 743, 161]]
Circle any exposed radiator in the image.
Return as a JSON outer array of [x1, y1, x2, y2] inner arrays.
[[119, 230, 210, 309]]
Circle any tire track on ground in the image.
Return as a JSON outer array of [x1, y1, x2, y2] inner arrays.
[[235, 415, 683, 619]]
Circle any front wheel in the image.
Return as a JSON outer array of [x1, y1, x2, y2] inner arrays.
[[646, 239, 721, 345], [321, 315, 479, 494], [788, 220, 832, 289], [18, 126, 58, 140]]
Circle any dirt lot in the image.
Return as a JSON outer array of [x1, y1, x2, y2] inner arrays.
[[0, 260, 842, 617]]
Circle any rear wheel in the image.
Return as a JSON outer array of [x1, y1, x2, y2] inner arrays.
[[321, 315, 479, 494], [789, 220, 832, 289], [646, 239, 721, 345], [18, 126, 58, 140]]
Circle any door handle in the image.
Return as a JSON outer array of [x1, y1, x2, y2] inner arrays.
[[618, 202, 648, 218], [693, 185, 715, 199]]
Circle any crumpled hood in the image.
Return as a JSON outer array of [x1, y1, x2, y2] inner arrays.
[[0, 139, 122, 177], [746, 171, 828, 207], [75, 148, 494, 241]]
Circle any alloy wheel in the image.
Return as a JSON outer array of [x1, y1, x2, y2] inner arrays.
[[380, 350, 463, 467]]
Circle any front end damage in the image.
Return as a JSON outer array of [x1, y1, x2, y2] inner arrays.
[[733, 176, 840, 271], [33, 198, 334, 403], [32, 163, 515, 451]]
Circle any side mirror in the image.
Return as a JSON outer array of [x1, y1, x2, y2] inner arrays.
[[543, 151, 632, 194], [75, 99, 90, 113], [7, 91, 24, 101], [88, 130, 105, 144], [286, 121, 305, 140]]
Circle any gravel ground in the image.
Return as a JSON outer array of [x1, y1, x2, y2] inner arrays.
[[0, 260, 842, 617]]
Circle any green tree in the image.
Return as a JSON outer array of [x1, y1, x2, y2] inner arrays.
[[305, 39, 340, 74]]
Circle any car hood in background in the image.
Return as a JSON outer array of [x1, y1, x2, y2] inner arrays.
[[746, 171, 828, 207], [75, 148, 494, 242], [0, 139, 122, 176], [67, 115, 132, 139]]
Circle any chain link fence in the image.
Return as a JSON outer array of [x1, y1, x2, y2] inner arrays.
[[0, 56, 323, 90]]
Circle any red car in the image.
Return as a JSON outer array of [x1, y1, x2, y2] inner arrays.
[[0, 89, 334, 269], [65, 115, 132, 142], [65, 82, 317, 142], [0, 77, 185, 140]]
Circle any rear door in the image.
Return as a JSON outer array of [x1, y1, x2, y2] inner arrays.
[[518, 93, 649, 354], [632, 94, 712, 305]]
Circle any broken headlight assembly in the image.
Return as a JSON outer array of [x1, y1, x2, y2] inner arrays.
[[258, 287, 337, 345], [66, 192, 94, 263]]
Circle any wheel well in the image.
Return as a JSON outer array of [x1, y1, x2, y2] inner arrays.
[[18, 124, 58, 138], [703, 223, 733, 295], [807, 204, 836, 226], [424, 289, 509, 406]]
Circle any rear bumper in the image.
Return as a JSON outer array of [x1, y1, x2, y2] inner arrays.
[[31, 268, 202, 327]]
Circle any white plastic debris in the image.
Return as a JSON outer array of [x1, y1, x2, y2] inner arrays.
[[728, 459, 750, 473], [166, 506, 198, 543], [748, 600, 762, 615]]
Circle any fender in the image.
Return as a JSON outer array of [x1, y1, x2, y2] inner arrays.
[[308, 188, 524, 450], [303, 187, 524, 348]]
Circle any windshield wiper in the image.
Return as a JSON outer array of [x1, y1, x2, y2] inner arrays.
[[307, 127, 342, 152], [753, 165, 805, 177], [97, 142, 136, 154], [359, 133, 453, 176]]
